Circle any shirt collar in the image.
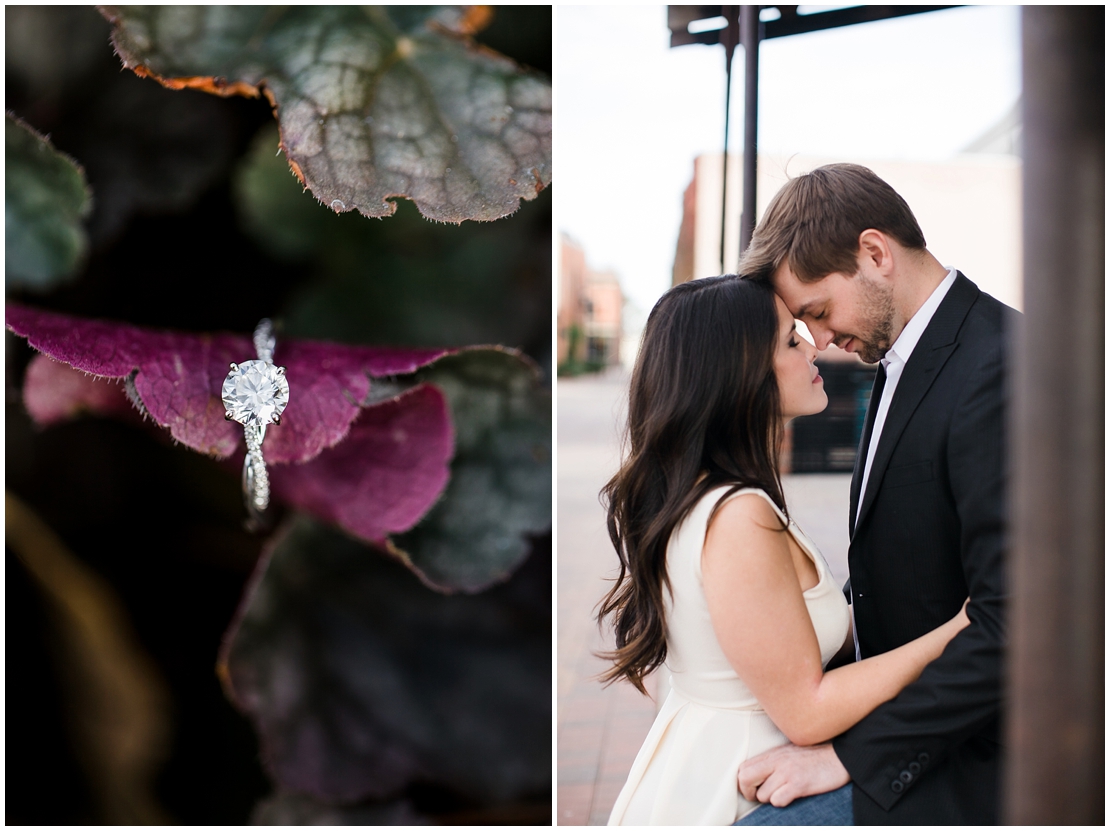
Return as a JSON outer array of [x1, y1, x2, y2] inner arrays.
[[882, 267, 958, 370]]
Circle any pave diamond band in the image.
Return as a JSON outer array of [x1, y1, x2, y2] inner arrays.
[[243, 421, 270, 513], [223, 319, 288, 521]]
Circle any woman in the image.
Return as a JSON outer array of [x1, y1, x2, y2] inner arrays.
[[599, 276, 967, 825]]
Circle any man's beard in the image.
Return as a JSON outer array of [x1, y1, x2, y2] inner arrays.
[[845, 272, 895, 364]]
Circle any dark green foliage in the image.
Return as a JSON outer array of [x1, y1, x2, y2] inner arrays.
[[5, 114, 91, 289], [393, 349, 552, 592]]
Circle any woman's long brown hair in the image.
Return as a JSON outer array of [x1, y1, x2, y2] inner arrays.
[[597, 276, 788, 694]]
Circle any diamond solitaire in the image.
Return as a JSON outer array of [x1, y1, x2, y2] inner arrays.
[[223, 319, 288, 521], [222, 359, 289, 426]]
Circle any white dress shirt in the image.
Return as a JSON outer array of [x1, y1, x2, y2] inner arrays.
[[854, 267, 958, 531], [850, 268, 958, 661]]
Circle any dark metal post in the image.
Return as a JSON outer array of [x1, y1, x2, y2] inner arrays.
[[719, 7, 739, 273], [739, 5, 760, 254], [1006, 6, 1105, 824]]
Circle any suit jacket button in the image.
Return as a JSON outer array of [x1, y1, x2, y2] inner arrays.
[[908, 762, 921, 775], [900, 770, 913, 783], [918, 752, 930, 765], [891, 780, 904, 793]]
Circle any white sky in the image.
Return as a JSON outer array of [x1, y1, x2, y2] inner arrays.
[[555, 5, 1022, 321]]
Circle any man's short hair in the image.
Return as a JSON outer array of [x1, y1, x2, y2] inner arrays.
[[739, 163, 927, 284]]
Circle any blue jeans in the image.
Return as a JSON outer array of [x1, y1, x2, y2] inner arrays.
[[733, 784, 853, 825]]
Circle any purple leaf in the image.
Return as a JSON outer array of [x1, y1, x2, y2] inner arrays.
[[7, 303, 447, 463], [22, 354, 136, 426], [270, 384, 452, 545], [9, 304, 455, 546]]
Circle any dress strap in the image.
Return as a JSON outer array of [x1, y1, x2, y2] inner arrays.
[[702, 486, 826, 577], [692, 487, 788, 580], [704, 486, 788, 526]]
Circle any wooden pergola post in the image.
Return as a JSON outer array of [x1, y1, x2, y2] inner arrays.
[[1005, 6, 1105, 824]]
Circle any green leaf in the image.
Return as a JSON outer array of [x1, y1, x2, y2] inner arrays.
[[235, 123, 553, 357], [101, 6, 551, 223], [390, 348, 552, 593], [5, 114, 92, 290]]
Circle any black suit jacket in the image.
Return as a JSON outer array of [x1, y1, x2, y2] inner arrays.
[[832, 273, 1017, 824]]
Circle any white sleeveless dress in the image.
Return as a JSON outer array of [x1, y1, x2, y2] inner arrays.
[[607, 487, 851, 826]]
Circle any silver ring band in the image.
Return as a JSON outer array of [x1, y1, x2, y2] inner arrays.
[[243, 420, 270, 513], [223, 319, 289, 521], [253, 317, 275, 364]]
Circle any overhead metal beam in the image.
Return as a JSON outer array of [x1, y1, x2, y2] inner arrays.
[[761, 5, 960, 39], [668, 4, 961, 266], [668, 5, 731, 48], [668, 6, 960, 47]]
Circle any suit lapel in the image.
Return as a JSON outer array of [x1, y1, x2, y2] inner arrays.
[[853, 273, 980, 534], [849, 366, 883, 539]]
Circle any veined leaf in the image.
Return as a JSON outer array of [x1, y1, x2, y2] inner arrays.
[[99, 5, 551, 223], [391, 350, 552, 592]]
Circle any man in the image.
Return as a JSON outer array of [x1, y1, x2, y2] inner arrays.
[[735, 163, 1014, 824]]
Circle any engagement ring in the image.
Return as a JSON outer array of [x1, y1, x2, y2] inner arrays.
[[222, 319, 289, 520]]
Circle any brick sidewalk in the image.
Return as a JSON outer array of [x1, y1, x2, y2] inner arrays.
[[556, 372, 645, 825], [557, 638, 662, 824]]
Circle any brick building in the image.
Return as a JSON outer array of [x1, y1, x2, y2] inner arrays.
[[558, 234, 624, 373]]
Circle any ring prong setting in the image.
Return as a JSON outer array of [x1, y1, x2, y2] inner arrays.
[[221, 319, 288, 521]]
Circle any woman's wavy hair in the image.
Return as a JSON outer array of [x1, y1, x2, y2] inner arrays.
[[597, 275, 788, 693]]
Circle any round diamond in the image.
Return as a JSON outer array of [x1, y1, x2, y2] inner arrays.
[[222, 359, 289, 425]]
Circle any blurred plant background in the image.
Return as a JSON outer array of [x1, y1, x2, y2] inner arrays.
[[6, 5, 551, 825]]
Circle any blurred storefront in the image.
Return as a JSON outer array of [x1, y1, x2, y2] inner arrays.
[[558, 233, 625, 374]]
